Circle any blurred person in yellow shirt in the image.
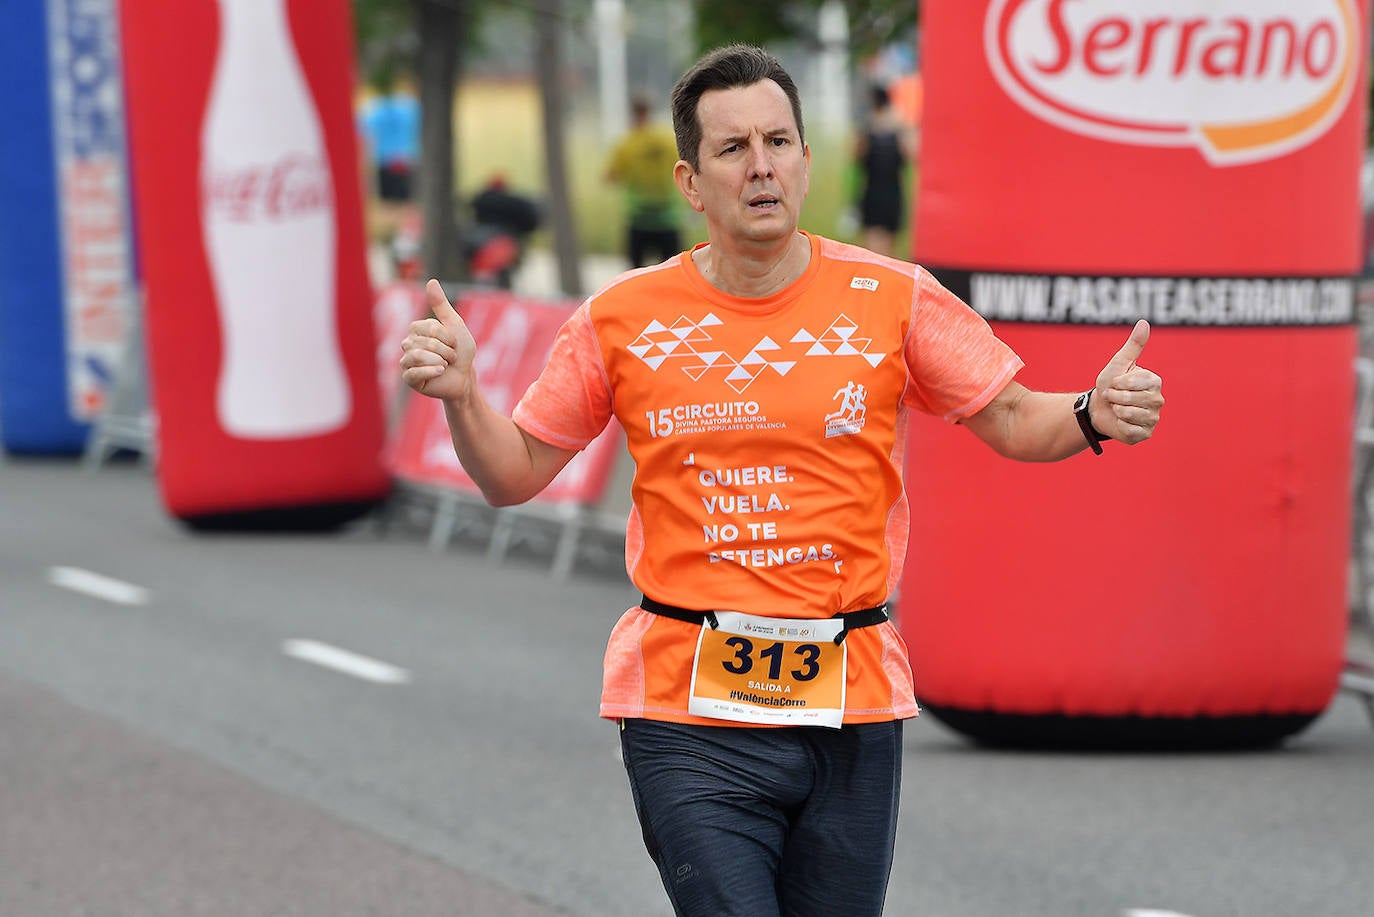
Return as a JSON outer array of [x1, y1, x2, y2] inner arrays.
[[605, 93, 683, 268]]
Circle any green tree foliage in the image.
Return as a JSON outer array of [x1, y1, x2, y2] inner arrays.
[[690, 3, 801, 53], [692, 0, 920, 57], [353, 0, 417, 88], [354, 0, 509, 88], [355, 0, 923, 82]]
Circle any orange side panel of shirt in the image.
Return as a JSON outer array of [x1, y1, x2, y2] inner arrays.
[[513, 233, 1023, 725]]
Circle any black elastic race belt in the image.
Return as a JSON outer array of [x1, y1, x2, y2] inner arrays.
[[639, 595, 890, 645]]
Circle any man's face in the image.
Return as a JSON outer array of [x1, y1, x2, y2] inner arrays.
[[675, 79, 810, 248]]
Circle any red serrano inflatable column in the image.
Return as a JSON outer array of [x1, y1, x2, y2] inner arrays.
[[905, 0, 1365, 747], [119, 0, 388, 528]]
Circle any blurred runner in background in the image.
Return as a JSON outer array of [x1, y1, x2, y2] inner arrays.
[[357, 69, 421, 259], [851, 82, 919, 258], [466, 174, 542, 288], [605, 93, 683, 268]]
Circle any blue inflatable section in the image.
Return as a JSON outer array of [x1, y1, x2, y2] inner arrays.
[[0, 2, 88, 454]]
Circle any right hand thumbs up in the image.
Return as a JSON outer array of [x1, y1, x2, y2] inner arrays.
[[399, 279, 478, 401]]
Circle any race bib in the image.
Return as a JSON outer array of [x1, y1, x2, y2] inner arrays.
[[687, 611, 847, 728]]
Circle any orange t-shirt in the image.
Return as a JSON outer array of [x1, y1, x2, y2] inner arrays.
[[513, 232, 1023, 725]]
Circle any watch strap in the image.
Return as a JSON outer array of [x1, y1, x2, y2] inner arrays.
[[1074, 390, 1105, 455]]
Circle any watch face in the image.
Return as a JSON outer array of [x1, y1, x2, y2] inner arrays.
[[1074, 392, 1089, 412]]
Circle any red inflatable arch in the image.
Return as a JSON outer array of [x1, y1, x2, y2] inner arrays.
[[904, 0, 1365, 747]]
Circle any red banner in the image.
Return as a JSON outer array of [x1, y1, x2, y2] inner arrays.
[[372, 280, 427, 420], [388, 290, 623, 507], [119, 0, 388, 520]]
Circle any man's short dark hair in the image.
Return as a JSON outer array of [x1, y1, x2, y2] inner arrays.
[[670, 44, 805, 171]]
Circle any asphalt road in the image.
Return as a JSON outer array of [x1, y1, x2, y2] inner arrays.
[[2, 457, 1371, 917]]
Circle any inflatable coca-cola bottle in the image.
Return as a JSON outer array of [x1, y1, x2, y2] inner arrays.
[[120, 0, 389, 524], [201, 0, 350, 438]]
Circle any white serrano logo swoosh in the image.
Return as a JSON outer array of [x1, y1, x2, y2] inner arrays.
[[985, 0, 1359, 165]]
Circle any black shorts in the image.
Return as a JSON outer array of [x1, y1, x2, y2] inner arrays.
[[628, 226, 682, 269], [620, 717, 902, 916], [860, 192, 903, 232], [377, 164, 413, 202]]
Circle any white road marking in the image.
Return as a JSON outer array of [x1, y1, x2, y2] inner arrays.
[[1124, 909, 1198, 917], [47, 566, 149, 606], [281, 639, 411, 685]]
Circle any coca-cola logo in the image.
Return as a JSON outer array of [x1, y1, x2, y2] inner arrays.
[[204, 153, 333, 221], [985, 0, 1359, 165]]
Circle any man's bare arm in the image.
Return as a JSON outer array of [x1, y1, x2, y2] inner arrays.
[[960, 320, 1164, 461], [399, 279, 579, 505]]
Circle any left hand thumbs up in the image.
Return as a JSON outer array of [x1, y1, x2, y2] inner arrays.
[[1093, 319, 1164, 445]]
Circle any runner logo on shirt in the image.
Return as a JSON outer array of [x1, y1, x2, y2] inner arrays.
[[824, 381, 867, 438]]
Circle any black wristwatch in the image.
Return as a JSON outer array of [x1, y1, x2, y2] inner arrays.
[[1073, 390, 1108, 455]]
